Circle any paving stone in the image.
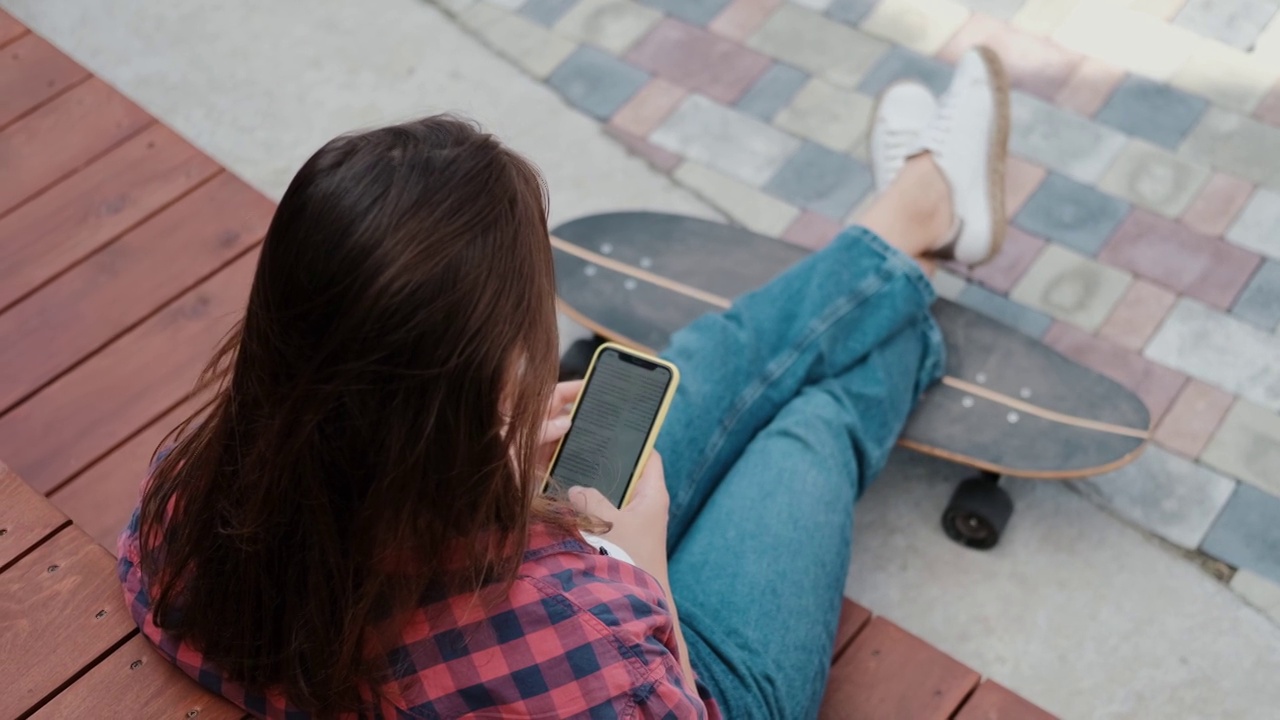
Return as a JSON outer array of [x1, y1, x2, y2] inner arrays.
[[1230, 569, 1280, 626], [1176, 43, 1274, 118], [1051, 2, 1200, 81], [609, 77, 687, 136], [521, 0, 579, 26], [1098, 140, 1211, 218], [1173, 0, 1277, 50], [1097, 277, 1177, 352], [1154, 379, 1237, 459], [1100, 210, 1262, 310], [1096, 76, 1209, 150], [1126, 0, 1188, 20], [931, 269, 968, 301], [1201, 482, 1280, 584], [1226, 187, 1280, 261], [1180, 172, 1256, 236], [937, 13, 1079, 99], [638, 0, 733, 25], [708, 0, 782, 41], [961, 0, 1029, 20], [957, 283, 1055, 337], [554, 0, 663, 54], [1079, 444, 1237, 550], [1010, 243, 1134, 331], [463, 3, 578, 78], [548, 45, 650, 120], [1146, 298, 1280, 413], [763, 141, 873, 219], [826, 0, 879, 24], [487, 0, 528, 9], [1255, 80, 1280, 127], [774, 78, 875, 153], [604, 125, 684, 171], [1180, 107, 1280, 190], [791, 0, 837, 10], [1004, 156, 1047, 218], [626, 18, 772, 103], [735, 61, 809, 121], [1010, 92, 1128, 184], [1013, 173, 1131, 255], [1232, 259, 1280, 331], [782, 209, 844, 250], [1053, 57, 1126, 117], [673, 160, 800, 234], [651, 94, 802, 185], [969, 226, 1046, 294], [1203, 398, 1280, 496], [1012, 0, 1083, 35], [1044, 321, 1187, 421], [859, 0, 971, 54], [1259, 13, 1280, 61], [748, 4, 891, 89], [856, 46, 954, 97]]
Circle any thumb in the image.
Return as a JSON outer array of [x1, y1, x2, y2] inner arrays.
[[568, 486, 615, 517]]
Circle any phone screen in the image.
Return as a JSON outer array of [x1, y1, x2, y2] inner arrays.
[[550, 348, 674, 507]]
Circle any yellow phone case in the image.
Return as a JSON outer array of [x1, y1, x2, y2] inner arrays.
[[546, 342, 680, 507]]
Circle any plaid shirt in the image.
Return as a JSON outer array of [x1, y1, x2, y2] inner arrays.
[[119, 510, 720, 719]]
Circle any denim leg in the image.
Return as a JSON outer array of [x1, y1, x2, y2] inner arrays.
[[669, 318, 944, 720], [656, 226, 943, 552]]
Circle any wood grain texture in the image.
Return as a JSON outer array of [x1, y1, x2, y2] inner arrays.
[[51, 396, 205, 552], [0, 525, 135, 719], [0, 172, 270, 412], [31, 634, 248, 720], [954, 681, 1057, 720], [0, 77, 151, 216], [0, 250, 259, 494], [0, 461, 68, 571], [818, 618, 979, 720], [0, 9, 25, 47], [0, 34, 88, 129], [831, 600, 872, 662], [0, 123, 221, 312]]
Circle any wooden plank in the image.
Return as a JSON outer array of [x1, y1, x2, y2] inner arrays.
[[0, 250, 259, 494], [954, 681, 1057, 720], [0, 461, 68, 570], [818, 618, 980, 720], [51, 396, 205, 552], [0, 524, 136, 718], [0, 172, 271, 412], [0, 34, 89, 129], [831, 599, 872, 662], [0, 76, 152, 216], [31, 634, 247, 720], [0, 9, 25, 47], [0, 123, 221, 312]]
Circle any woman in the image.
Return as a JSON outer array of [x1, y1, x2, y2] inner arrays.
[[120, 48, 1009, 718]]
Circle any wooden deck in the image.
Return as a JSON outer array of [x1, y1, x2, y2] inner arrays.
[[0, 14, 1053, 718]]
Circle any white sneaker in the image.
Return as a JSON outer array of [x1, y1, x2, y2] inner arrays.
[[916, 47, 1010, 266], [869, 81, 937, 192]]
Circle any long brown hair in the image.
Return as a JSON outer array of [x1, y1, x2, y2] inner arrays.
[[139, 116, 574, 713]]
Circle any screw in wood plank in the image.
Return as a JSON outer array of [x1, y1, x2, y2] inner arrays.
[[0, 527, 8, 536], [599, 242, 613, 255], [623, 278, 637, 291], [584, 265, 597, 277], [975, 372, 988, 384], [46, 564, 59, 573], [94, 609, 107, 620], [961, 396, 974, 408], [1007, 411, 1020, 424], [186, 710, 200, 718], [1020, 387, 1032, 399], [130, 660, 143, 670]]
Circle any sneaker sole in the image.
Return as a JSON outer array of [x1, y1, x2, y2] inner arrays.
[[973, 45, 1010, 267]]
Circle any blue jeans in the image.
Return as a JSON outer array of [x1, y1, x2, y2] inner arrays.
[[655, 226, 945, 719]]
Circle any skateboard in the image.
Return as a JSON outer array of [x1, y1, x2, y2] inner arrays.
[[551, 212, 1151, 550]]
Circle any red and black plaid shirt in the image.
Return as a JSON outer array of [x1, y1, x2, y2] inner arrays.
[[119, 511, 719, 719]]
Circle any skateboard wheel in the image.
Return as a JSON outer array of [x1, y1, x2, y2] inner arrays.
[[941, 477, 1013, 550], [559, 336, 605, 382]]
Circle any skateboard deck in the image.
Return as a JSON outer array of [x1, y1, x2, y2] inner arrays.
[[552, 211, 1151, 481]]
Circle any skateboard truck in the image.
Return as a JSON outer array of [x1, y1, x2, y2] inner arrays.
[[941, 471, 1013, 550]]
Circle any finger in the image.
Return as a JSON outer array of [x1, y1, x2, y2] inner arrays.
[[538, 415, 572, 445], [568, 486, 615, 518], [548, 381, 583, 417], [629, 452, 669, 507]]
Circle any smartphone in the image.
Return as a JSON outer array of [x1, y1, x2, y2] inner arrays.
[[547, 343, 680, 508]]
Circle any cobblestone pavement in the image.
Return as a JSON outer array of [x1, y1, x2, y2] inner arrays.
[[438, 0, 1280, 621]]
